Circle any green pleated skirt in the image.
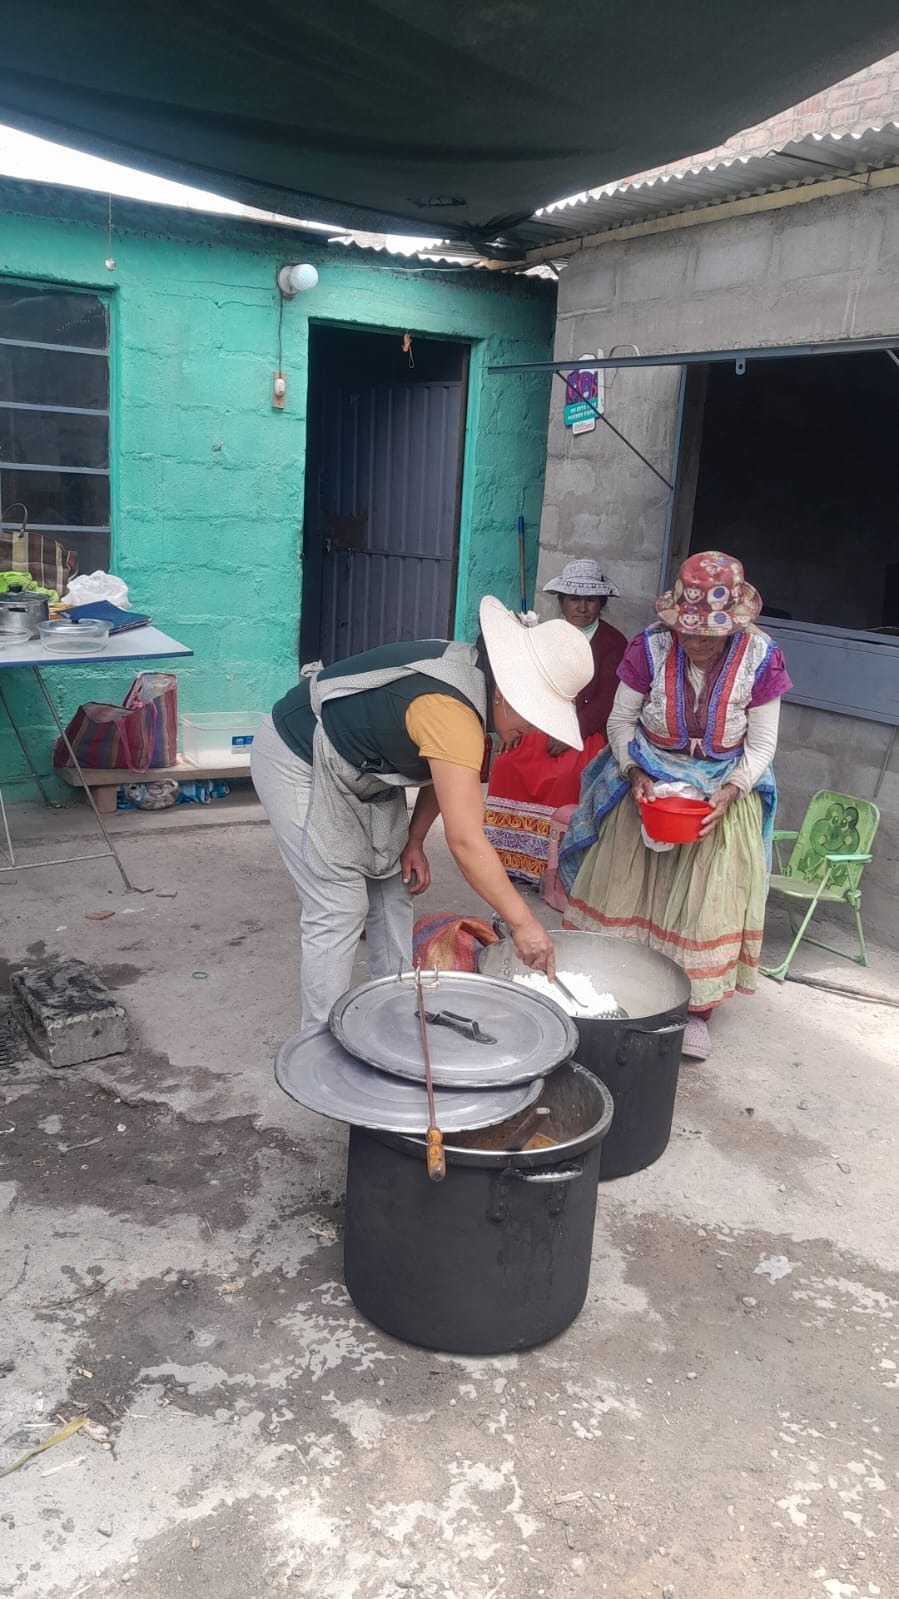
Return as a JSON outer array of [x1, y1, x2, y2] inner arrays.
[[563, 790, 767, 1011]]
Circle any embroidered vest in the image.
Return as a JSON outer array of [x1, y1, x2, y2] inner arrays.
[[638, 625, 773, 757]]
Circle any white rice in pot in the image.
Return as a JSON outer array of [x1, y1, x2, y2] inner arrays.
[[512, 970, 625, 1019]]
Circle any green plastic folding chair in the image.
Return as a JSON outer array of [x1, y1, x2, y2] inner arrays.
[[761, 789, 879, 983]]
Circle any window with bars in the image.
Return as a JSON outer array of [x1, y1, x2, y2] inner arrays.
[[0, 281, 110, 573]]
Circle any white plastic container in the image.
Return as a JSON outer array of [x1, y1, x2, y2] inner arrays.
[[180, 711, 262, 765]]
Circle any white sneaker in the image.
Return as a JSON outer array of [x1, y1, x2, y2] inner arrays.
[[682, 1017, 711, 1060]]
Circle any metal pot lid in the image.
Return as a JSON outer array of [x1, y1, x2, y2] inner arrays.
[[275, 1026, 545, 1133], [329, 969, 578, 1088]]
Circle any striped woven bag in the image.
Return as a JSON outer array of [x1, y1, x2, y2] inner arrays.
[[412, 913, 498, 973]]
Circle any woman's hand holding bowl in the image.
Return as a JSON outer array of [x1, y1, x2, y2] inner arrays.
[[699, 781, 741, 837], [628, 768, 656, 804]]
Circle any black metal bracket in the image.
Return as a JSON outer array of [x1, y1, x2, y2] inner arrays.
[[488, 333, 899, 376]]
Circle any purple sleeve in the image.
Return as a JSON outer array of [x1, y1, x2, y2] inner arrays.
[[750, 644, 793, 707], [616, 632, 652, 694]]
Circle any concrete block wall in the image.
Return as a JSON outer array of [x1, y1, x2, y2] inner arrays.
[[536, 184, 899, 931], [0, 182, 554, 790]]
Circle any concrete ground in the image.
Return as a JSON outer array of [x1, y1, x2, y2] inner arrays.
[[0, 793, 897, 1599]]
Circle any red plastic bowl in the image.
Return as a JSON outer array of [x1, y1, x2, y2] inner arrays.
[[637, 793, 713, 844]]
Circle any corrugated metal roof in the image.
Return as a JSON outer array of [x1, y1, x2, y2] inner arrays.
[[2, 121, 896, 269], [327, 230, 485, 266], [525, 123, 899, 248]]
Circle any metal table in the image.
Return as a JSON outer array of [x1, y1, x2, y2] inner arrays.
[[0, 626, 193, 891]]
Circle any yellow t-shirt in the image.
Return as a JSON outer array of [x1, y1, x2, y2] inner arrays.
[[404, 694, 486, 772]]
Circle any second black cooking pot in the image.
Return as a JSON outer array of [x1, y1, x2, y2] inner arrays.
[[479, 929, 689, 1179], [343, 1063, 614, 1354]]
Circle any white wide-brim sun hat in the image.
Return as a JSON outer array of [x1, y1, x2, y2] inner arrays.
[[479, 596, 593, 750]]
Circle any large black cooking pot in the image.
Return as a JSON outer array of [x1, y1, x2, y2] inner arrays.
[[344, 1063, 613, 1355], [480, 930, 689, 1180]]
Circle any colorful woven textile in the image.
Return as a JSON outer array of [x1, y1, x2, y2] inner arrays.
[[53, 672, 178, 773], [412, 913, 498, 973], [484, 730, 605, 885]]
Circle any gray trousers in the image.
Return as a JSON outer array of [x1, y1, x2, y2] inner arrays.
[[251, 715, 412, 1026]]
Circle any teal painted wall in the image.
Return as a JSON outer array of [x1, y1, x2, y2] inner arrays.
[[0, 182, 554, 790]]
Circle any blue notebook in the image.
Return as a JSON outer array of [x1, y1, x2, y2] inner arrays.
[[64, 602, 151, 634]]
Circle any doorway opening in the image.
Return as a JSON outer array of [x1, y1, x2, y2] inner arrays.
[[300, 324, 469, 665], [671, 350, 899, 633]]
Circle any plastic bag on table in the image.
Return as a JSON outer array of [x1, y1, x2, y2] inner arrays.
[[63, 571, 130, 609]]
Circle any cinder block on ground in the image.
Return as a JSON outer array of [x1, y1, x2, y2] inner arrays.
[[11, 959, 128, 1068]]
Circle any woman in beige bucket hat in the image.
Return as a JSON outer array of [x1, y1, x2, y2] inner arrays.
[[252, 596, 592, 1026]]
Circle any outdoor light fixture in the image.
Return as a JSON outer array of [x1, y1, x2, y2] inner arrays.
[[277, 263, 319, 296]]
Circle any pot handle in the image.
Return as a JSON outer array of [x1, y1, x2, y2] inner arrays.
[[623, 1020, 684, 1037], [511, 1164, 583, 1184], [486, 1163, 583, 1222], [423, 1009, 497, 1045]]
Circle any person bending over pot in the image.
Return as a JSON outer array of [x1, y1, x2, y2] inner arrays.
[[252, 597, 593, 1025]]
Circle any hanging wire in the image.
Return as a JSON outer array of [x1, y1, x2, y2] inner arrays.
[[604, 343, 640, 395], [277, 291, 285, 372], [105, 197, 116, 270]]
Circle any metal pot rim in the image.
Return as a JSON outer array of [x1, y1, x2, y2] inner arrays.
[[369, 1062, 614, 1170], [479, 928, 691, 1023]]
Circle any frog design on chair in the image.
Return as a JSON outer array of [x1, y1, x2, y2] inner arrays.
[[795, 801, 860, 889], [762, 789, 879, 982]]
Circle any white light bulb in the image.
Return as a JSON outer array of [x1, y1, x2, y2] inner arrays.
[[278, 262, 319, 296]]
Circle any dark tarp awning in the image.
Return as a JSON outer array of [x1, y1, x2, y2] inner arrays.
[[2, 2, 898, 252]]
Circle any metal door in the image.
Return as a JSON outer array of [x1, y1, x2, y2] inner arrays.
[[317, 376, 465, 661]]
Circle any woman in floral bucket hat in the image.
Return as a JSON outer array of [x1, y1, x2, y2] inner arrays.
[[483, 559, 627, 886], [558, 551, 792, 1061]]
